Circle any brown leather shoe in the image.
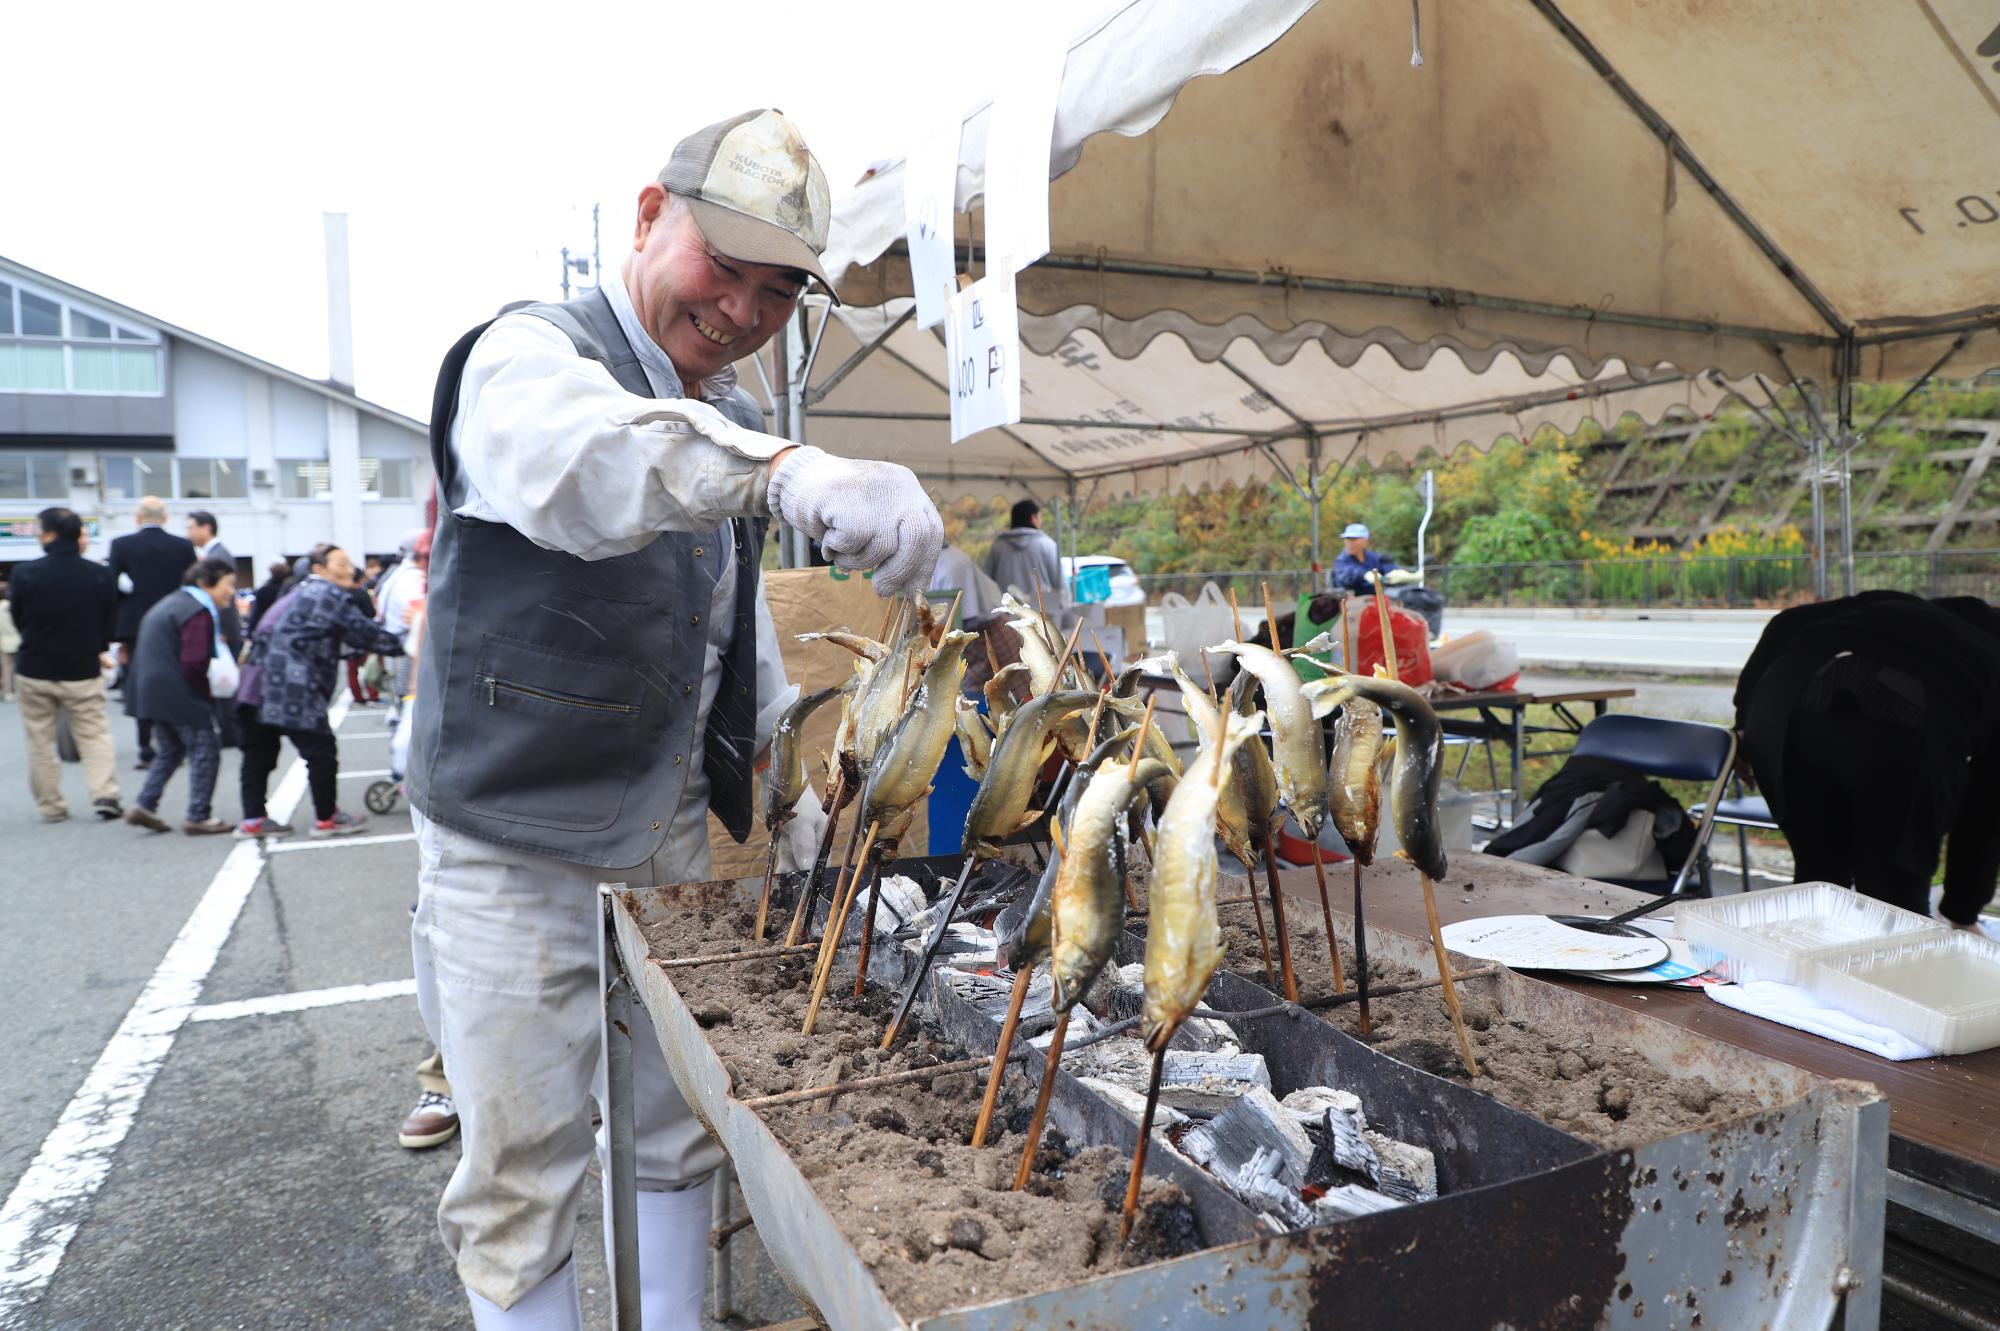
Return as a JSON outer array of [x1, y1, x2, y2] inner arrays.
[[183, 818, 233, 836], [124, 806, 170, 833], [398, 1091, 459, 1149]]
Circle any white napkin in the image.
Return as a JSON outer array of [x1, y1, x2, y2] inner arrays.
[[1706, 980, 1938, 1061]]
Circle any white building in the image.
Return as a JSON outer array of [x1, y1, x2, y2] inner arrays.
[[0, 254, 430, 580]]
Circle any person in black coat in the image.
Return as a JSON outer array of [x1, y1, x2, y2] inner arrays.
[[123, 556, 238, 835], [106, 496, 198, 766], [10, 508, 123, 820], [247, 560, 293, 633], [1735, 590, 2000, 926]]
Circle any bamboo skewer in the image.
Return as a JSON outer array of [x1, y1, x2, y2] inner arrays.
[[802, 818, 880, 1035], [852, 854, 887, 998], [1421, 872, 1479, 1078], [786, 768, 848, 947], [881, 851, 980, 1048], [1012, 1008, 1071, 1189], [752, 831, 784, 943], [1258, 829, 1300, 1004], [1118, 1046, 1167, 1244], [971, 967, 1034, 1147], [1371, 571, 1399, 680], [1345, 588, 1374, 1032], [1351, 858, 1373, 1034], [1310, 844, 1346, 995]]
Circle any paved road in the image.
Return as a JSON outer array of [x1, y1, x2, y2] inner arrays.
[[0, 687, 804, 1330], [1140, 604, 1772, 676], [1442, 609, 1773, 677]]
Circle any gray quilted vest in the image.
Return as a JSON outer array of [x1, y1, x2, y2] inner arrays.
[[409, 288, 766, 869]]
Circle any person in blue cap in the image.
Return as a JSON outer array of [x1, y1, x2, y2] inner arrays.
[[1330, 522, 1419, 594]]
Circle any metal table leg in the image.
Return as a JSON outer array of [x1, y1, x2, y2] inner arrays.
[[599, 886, 642, 1331], [1509, 705, 1526, 826]]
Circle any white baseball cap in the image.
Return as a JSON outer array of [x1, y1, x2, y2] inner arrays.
[[658, 109, 839, 301], [1340, 523, 1371, 539]]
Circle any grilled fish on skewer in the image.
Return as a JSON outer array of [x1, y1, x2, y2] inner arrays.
[[1168, 658, 1259, 868], [1143, 711, 1261, 1049], [962, 690, 1099, 859], [1048, 748, 1166, 1011], [1309, 675, 1447, 880], [1327, 691, 1386, 865], [752, 678, 855, 939], [858, 630, 978, 855], [954, 695, 994, 780], [1214, 639, 1340, 838]]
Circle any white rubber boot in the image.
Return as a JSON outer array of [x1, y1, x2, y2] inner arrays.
[[465, 1258, 582, 1331], [633, 1176, 715, 1331]]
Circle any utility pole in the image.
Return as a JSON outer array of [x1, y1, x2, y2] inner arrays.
[[561, 247, 572, 301]]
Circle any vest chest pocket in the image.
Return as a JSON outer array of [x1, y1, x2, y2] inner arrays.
[[452, 636, 653, 833]]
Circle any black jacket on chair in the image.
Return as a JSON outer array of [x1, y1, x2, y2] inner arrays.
[[107, 525, 197, 643]]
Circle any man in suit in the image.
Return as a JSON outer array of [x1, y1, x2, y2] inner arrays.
[[185, 509, 242, 658], [107, 496, 197, 766]]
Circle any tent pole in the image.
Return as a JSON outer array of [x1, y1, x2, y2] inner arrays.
[[1307, 435, 1322, 576], [770, 323, 797, 569], [783, 310, 812, 568], [1836, 335, 1857, 599]]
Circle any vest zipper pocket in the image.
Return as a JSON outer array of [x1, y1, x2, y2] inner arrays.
[[477, 672, 639, 715]]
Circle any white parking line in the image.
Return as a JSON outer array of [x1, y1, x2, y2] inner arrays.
[[337, 769, 392, 780], [0, 697, 350, 1318], [337, 731, 394, 740], [265, 832, 416, 853], [187, 979, 416, 1024]]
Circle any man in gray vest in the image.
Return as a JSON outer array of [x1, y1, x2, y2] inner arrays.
[[409, 110, 943, 1330]]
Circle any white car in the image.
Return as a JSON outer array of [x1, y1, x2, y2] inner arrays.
[[1060, 555, 1147, 607]]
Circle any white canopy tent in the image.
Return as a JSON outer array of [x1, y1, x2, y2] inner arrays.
[[761, 0, 2000, 589], [747, 300, 1735, 568]]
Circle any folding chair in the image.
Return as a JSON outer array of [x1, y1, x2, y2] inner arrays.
[[1686, 790, 1777, 892], [1569, 713, 1738, 899]]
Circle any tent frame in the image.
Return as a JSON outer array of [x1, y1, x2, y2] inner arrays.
[[776, 0, 2000, 593]]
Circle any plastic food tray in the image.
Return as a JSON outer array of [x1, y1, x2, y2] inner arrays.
[[1801, 929, 2000, 1057], [1674, 882, 1947, 984]]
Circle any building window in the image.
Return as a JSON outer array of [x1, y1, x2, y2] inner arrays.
[[359, 456, 422, 500], [0, 279, 163, 395], [0, 453, 69, 500], [101, 453, 168, 501], [176, 457, 247, 500], [278, 459, 331, 499]]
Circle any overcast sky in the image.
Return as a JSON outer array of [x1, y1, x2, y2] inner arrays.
[[5, 0, 1101, 421]]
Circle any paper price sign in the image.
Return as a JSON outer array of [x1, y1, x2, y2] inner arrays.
[[946, 266, 1020, 442], [903, 114, 962, 330]]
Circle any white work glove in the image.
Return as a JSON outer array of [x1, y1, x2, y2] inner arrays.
[[766, 446, 944, 598], [1384, 568, 1419, 586]]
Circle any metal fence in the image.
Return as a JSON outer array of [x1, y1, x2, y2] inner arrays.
[[1137, 550, 2000, 611]]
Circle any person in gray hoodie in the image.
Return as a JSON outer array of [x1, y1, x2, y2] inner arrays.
[[982, 498, 1063, 606]]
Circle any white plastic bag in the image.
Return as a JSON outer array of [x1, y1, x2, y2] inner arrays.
[[1430, 629, 1519, 690], [1158, 582, 1236, 680], [207, 651, 241, 699]]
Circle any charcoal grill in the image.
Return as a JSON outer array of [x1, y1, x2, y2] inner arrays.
[[599, 858, 1887, 1330]]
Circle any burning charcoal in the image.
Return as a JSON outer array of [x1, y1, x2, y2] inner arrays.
[[1104, 962, 1148, 1019], [1167, 1015, 1241, 1056], [1365, 1132, 1438, 1202], [942, 969, 1051, 1023], [1228, 1147, 1316, 1229], [1278, 1087, 1362, 1127], [1322, 1103, 1380, 1179], [1312, 1183, 1405, 1222], [934, 922, 998, 965], [1030, 1006, 1100, 1049], [1181, 1086, 1315, 1192], [873, 875, 930, 931], [1068, 1040, 1272, 1115], [1080, 1077, 1190, 1135]]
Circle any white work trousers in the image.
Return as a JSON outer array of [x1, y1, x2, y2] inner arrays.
[[411, 807, 725, 1310]]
